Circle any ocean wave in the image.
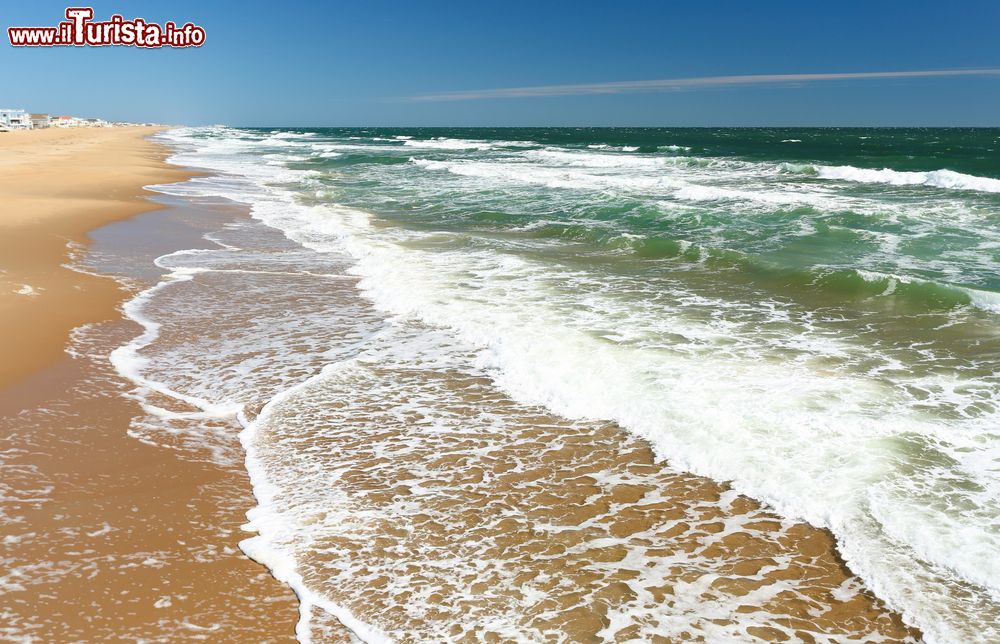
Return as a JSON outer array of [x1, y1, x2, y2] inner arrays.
[[622, 237, 1000, 315], [526, 148, 668, 168], [411, 157, 688, 194], [401, 137, 537, 151], [787, 164, 1000, 194], [123, 140, 391, 641], [239, 369, 393, 644], [267, 131, 317, 139], [410, 155, 839, 210], [586, 144, 641, 152], [856, 269, 1000, 313], [672, 183, 822, 206]]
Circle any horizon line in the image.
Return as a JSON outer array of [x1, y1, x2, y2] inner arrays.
[[219, 124, 1000, 129], [409, 68, 1000, 102]]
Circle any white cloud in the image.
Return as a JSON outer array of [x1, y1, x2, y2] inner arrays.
[[410, 69, 1000, 101]]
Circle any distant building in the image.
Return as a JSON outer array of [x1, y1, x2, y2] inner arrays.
[[52, 115, 83, 128], [0, 112, 131, 130], [0, 108, 32, 130]]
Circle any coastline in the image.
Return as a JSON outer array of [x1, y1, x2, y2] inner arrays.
[[0, 126, 922, 641], [0, 128, 308, 640], [0, 127, 190, 388]]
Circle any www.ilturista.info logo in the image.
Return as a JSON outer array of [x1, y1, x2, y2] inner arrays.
[[7, 7, 205, 48]]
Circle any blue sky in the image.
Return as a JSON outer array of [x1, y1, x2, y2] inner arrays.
[[2, 0, 999, 126]]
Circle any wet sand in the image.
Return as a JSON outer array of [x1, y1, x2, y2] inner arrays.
[[252, 330, 922, 642]]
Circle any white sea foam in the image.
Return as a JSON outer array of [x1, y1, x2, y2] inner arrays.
[[673, 183, 824, 206], [587, 144, 640, 152], [962, 286, 1000, 313], [239, 382, 392, 644], [411, 154, 840, 211], [401, 137, 536, 151], [814, 165, 1000, 193], [267, 131, 317, 139], [411, 157, 685, 193]]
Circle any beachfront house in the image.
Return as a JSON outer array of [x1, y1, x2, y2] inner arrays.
[[30, 114, 51, 129], [52, 115, 83, 128], [0, 109, 33, 130], [51, 116, 113, 128]]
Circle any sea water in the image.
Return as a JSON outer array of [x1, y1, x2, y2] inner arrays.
[[115, 127, 1000, 642]]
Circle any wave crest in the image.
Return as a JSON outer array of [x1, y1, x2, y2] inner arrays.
[[784, 163, 1000, 194]]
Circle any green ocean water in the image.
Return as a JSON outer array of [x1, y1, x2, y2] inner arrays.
[[262, 125, 1000, 433], [285, 127, 1000, 314], [298, 126, 1000, 172], [161, 126, 1000, 641]]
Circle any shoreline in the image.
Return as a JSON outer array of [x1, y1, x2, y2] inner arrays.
[[0, 126, 921, 641], [0, 127, 193, 388], [0, 128, 306, 640]]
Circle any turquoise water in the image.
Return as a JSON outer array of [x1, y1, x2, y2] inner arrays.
[[145, 127, 1000, 642]]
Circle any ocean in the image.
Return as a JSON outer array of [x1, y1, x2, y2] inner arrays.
[[118, 127, 1000, 642]]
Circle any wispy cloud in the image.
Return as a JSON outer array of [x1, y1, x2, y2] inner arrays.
[[410, 69, 1000, 102]]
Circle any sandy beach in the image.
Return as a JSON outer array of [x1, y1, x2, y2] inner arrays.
[[0, 127, 189, 387], [0, 128, 307, 640]]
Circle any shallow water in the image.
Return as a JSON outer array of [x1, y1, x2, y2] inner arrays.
[[114, 127, 1000, 642], [0, 198, 309, 642]]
